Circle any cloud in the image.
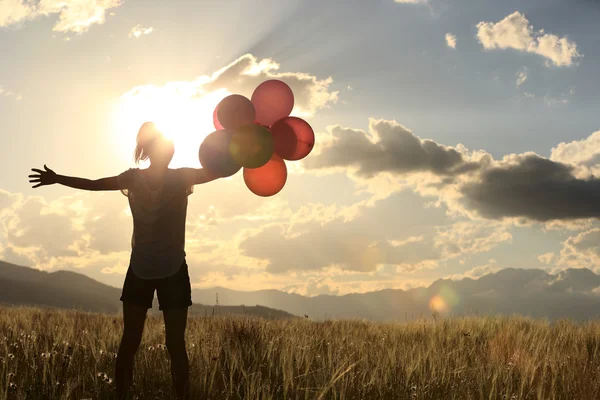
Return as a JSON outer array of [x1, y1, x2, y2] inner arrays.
[[238, 189, 511, 274], [476, 11, 581, 67], [129, 24, 153, 38], [0, 0, 36, 27], [459, 154, 600, 221], [306, 118, 600, 223], [548, 228, 600, 273], [0, 191, 133, 273], [120, 54, 338, 127], [550, 130, 600, 175], [394, 0, 427, 3], [445, 33, 456, 49], [303, 119, 480, 178], [516, 68, 527, 88], [0, 0, 122, 33], [446, 260, 502, 280], [281, 277, 341, 297], [200, 54, 339, 116], [0, 85, 22, 100], [434, 222, 511, 260]]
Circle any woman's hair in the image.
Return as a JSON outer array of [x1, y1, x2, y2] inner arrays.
[[133, 122, 162, 165]]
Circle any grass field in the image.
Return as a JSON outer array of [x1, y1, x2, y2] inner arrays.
[[1, 306, 600, 399]]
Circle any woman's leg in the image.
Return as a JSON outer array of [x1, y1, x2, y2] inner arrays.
[[163, 307, 190, 400], [115, 302, 148, 399]]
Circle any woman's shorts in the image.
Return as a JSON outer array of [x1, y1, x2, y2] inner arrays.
[[120, 261, 192, 310]]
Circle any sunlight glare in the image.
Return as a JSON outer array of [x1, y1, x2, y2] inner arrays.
[[112, 86, 230, 168]]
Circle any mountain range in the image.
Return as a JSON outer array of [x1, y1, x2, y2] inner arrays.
[[191, 268, 600, 322], [0, 260, 295, 319], [3, 260, 600, 322]]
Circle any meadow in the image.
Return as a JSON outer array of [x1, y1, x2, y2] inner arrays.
[[1, 306, 600, 399]]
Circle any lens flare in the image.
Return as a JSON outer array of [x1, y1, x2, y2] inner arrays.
[[428, 285, 460, 313]]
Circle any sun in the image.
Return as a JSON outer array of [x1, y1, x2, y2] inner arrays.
[[111, 86, 230, 168]]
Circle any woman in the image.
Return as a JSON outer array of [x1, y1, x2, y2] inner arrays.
[[29, 122, 220, 400]]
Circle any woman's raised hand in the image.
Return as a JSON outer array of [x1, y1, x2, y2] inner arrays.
[[29, 165, 58, 188]]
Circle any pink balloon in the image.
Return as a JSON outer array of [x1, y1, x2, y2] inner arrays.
[[216, 94, 256, 130], [270, 117, 315, 160], [213, 106, 224, 130], [243, 154, 287, 197], [251, 80, 294, 127]]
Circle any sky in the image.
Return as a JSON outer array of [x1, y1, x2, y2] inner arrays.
[[1, 0, 599, 297]]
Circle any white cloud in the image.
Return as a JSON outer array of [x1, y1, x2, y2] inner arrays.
[[0, 0, 122, 33], [552, 228, 600, 273], [477, 11, 581, 67], [0, 0, 36, 27], [446, 261, 501, 281], [516, 68, 527, 88], [538, 252, 555, 265], [129, 24, 153, 38], [445, 33, 456, 49], [0, 85, 22, 100], [282, 276, 340, 297], [550, 130, 600, 176]]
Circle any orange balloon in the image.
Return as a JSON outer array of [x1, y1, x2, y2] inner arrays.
[[243, 155, 287, 197], [270, 116, 315, 160]]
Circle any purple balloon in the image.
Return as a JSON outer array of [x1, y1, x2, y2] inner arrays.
[[199, 130, 241, 178], [216, 94, 256, 130]]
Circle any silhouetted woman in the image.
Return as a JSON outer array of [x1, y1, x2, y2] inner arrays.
[[29, 122, 220, 400]]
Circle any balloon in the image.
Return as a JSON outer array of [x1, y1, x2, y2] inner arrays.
[[229, 123, 274, 169], [251, 80, 294, 127], [270, 116, 315, 160], [213, 106, 224, 130], [199, 130, 241, 178], [216, 94, 256, 130], [243, 154, 287, 197]]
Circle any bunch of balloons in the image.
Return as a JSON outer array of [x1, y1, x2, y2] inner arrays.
[[199, 79, 315, 197]]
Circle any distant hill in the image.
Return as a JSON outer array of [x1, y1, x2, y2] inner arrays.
[[0, 260, 122, 313], [192, 268, 600, 322], [0, 261, 296, 319], [4, 260, 600, 322]]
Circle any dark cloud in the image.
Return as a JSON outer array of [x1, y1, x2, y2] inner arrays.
[[306, 118, 600, 222], [461, 154, 600, 221], [304, 119, 480, 178]]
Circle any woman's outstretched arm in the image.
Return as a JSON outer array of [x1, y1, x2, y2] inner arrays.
[[29, 165, 121, 191], [193, 168, 222, 185]]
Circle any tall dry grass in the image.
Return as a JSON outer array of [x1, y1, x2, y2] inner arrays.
[[1, 305, 600, 399]]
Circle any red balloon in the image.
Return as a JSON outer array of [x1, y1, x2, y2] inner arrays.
[[199, 130, 241, 178], [213, 106, 224, 130], [270, 117, 315, 160], [216, 94, 256, 130], [243, 154, 287, 197], [251, 80, 294, 127]]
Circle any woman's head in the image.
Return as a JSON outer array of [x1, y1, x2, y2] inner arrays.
[[133, 122, 174, 167]]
